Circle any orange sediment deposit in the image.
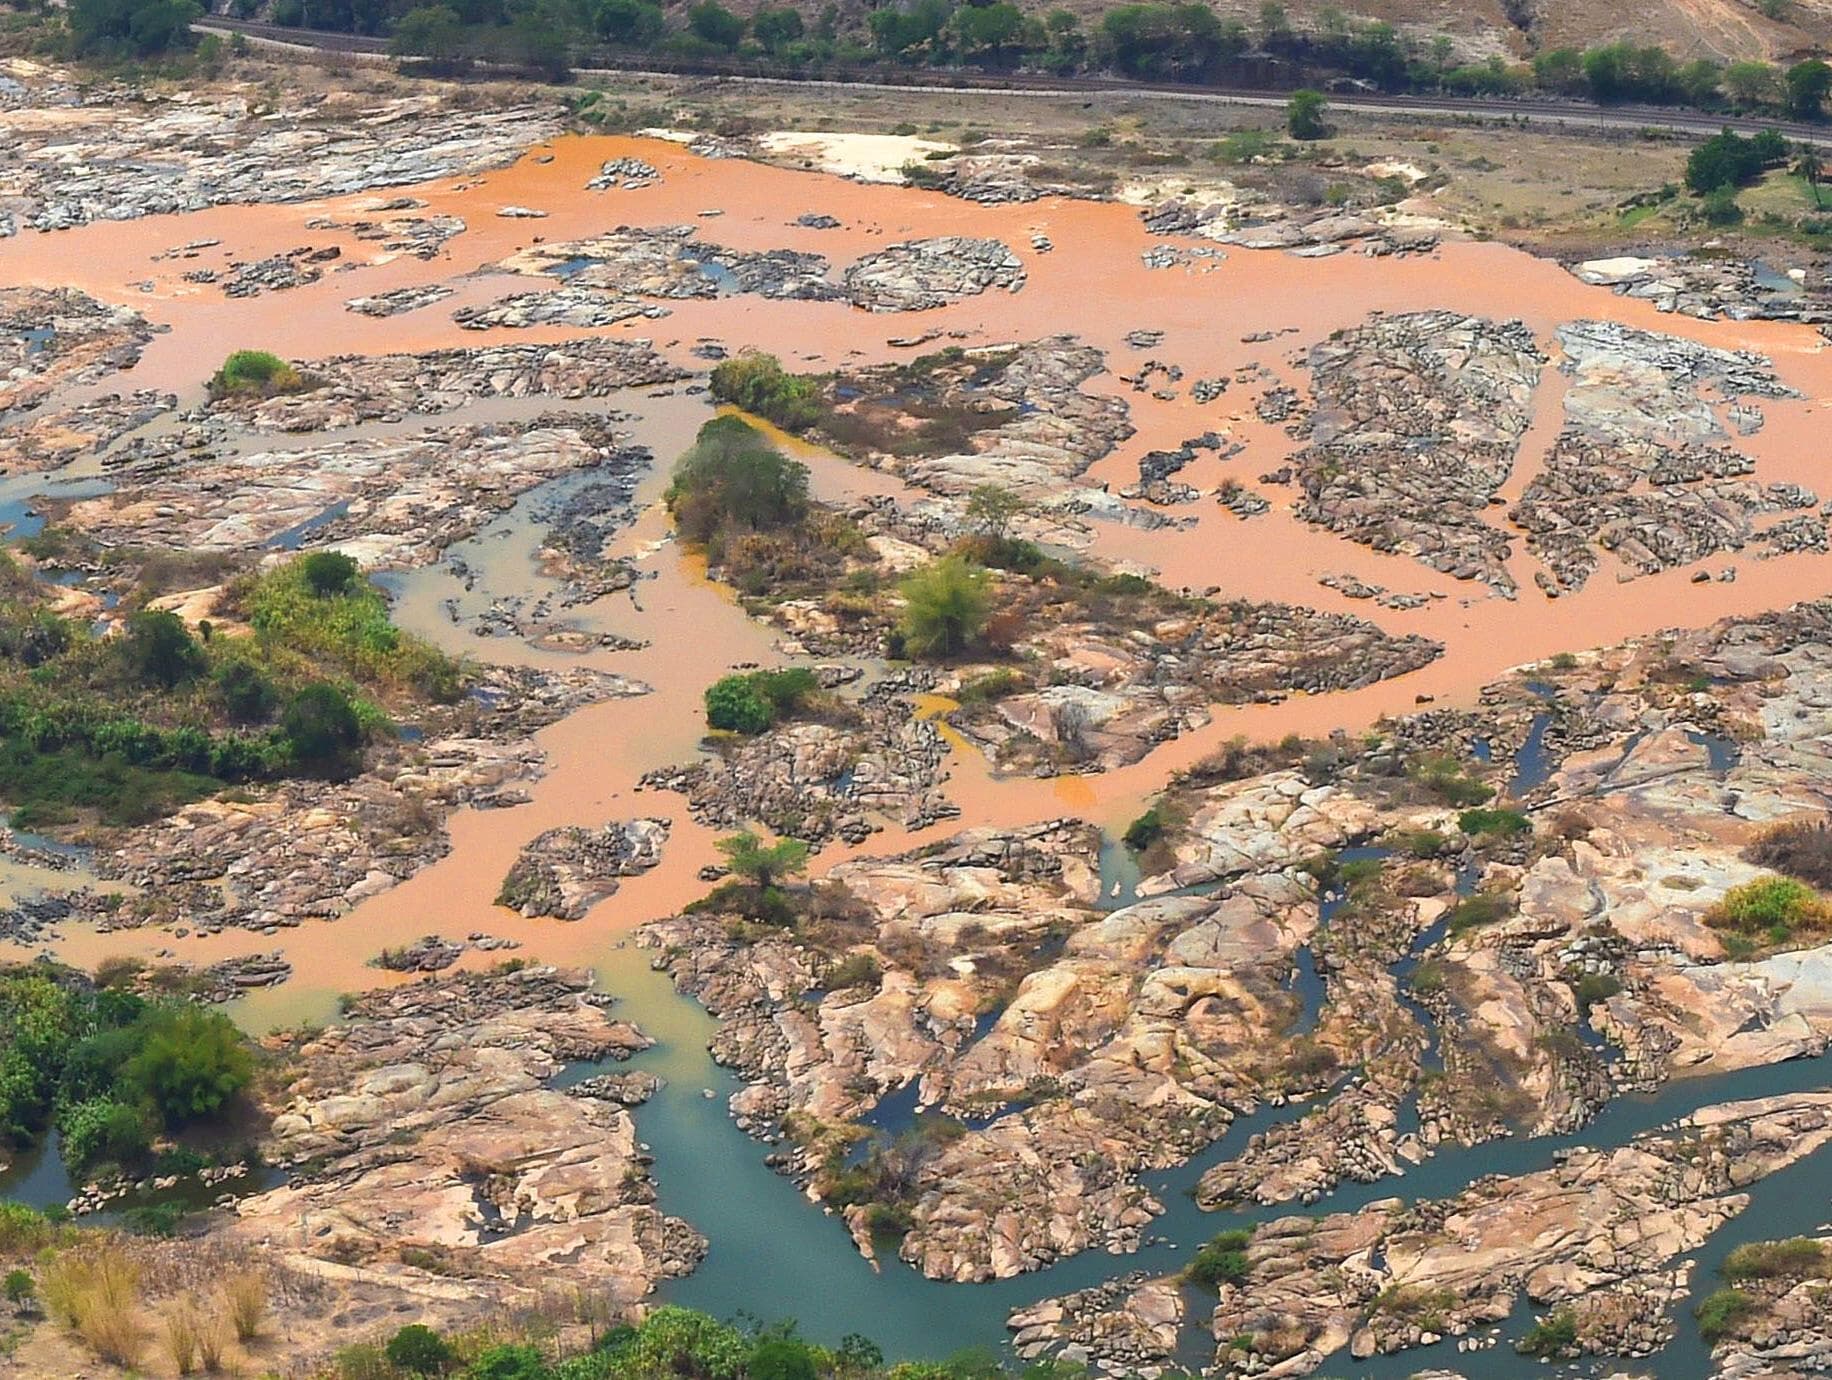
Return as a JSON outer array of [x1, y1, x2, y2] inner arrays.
[[1, 131, 1829, 1024]]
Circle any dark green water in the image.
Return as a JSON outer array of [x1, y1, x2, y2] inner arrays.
[[588, 939, 1832, 1376]]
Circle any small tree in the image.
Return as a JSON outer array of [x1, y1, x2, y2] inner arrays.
[[3, 1268, 32, 1310], [687, 0, 743, 47], [898, 556, 991, 660], [124, 610, 206, 689], [965, 484, 1026, 541], [390, 4, 466, 66], [121, 1006, 253, 1128], [717, 831, 810, 893], [1286, 88, 1330, 140], [386, 1324, 454, 1376], [300, 550, 361, 598], [1786, 58, 1832, 119], [1797, 145, 1825, 208], [282, 682, 364, 773], [208, 349, 303, 398], [704, 676, 773, 735], [665, 418, 811, 548]]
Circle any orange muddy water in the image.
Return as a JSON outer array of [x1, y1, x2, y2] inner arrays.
[[1, 132, 1829, 1025]]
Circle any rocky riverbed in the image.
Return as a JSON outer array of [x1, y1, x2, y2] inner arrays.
[[220, 965, 703, 1330]]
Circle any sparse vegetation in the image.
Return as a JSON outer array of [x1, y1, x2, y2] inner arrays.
[[1722, 1236, 1828, 1283], [1517, 1307, 1578, 1357], [1696, 1286, 1756, 1341], [1747, 816, 1832, 889], [1707, 875, 1828, 946]]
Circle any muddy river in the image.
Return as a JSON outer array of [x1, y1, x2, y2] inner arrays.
[[3, 131, 1832, 1374]]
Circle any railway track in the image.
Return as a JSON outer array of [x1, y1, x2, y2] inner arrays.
[[194, 14, 1832, 147]]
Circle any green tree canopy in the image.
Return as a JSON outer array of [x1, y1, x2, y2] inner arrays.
[[665, 418, 811, 546], [1286, 88, 1330, 140], [124, 610, 205, 690], [121, 1005, 253, 1128], [717, 830, 810, 891]]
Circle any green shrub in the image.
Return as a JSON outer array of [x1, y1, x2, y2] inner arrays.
[[1722, 1237, 1828, 1283], [282, 682, 365, 774], [898, 556, 991, 660], [1517, 1308, 1578, 1357], [0, 1203, 56, 1254], [208, 350, 304, 398], [214, 658, 277, 723], [750, 1337, 819, 1380], [705, 676, 773, 734], [385, 1324, 454, 1375], [300, 550, 361, 598], [1696, 1286, 1756, 1341], [121, 1005, 253, 1128], [1709, 875, 1825, 935], [3, 1267, 32, 1304], [1459, 807, 1531, 838], [58, 1098, 150, 1173], [703, 668, 819, 734], [1185, 1229, 1252, 1290], [123, 610, 205, 690], [1123, 806, 1166, 852], [666, 418, 811, 549], [708, 353, 823, 430]]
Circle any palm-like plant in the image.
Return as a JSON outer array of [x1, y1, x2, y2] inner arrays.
[[1795, 144, 1825, 209]]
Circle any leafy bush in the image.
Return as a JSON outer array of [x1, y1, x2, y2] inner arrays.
[[708, 353, 823, 430], [282, 682, 365, 775], [300, 550, 362, 598], [1123, 806, 1166, 852], [123, 610, 205, 690], [1287, 88, 1329, 139], [121, 1004, 253, 1128], [666, 418, 811, 551], [897, 556, 991, 660], [704, 667, 819, 734], [705, 676, 772, 734], [208, 350, 304, 398], [1696, 1286, 1756, 1341], [750, 1337, 819, 1380], [1185, 1229, 1253, 1289], [386, 1323, 454, 1374], [214, 657, 277, 722], [1517, 1308, 1578, 1357], [1709, 875, 1825, 935], [58, 1098, 150, 1172], [1459, 807, 1531, 838]]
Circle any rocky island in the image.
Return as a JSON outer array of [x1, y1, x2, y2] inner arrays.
[[4, 13, 1832, 1380]]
